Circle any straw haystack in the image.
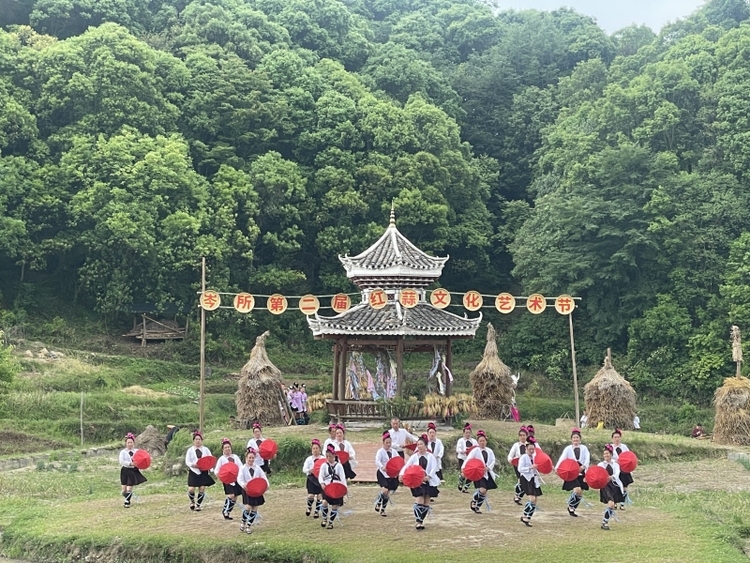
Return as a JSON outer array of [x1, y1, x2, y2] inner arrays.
[[714, 327, 750, 445], [135, 425, 167, 456], [713, 377, 750, 445], [470, 324, 515, 418], [236, 331, 284, 426], [583, 352, 637, 430]]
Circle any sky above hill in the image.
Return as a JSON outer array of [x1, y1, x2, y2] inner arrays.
[[498, 0, 706, 33]]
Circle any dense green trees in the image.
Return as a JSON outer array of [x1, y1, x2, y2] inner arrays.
[[2, 0, 750, 402]]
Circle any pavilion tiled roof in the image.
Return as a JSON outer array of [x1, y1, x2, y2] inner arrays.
[[308, 301, 482, 337], [339, 215, 448, 281]]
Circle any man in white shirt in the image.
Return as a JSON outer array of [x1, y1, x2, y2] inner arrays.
[[633, 414, 640, 430], [387, 417, 418, 458]]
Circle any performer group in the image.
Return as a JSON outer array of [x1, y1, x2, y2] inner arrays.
[[118, 418, 635, 533]]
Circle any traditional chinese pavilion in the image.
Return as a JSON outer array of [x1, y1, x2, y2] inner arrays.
[[308, 209, 482, 419]]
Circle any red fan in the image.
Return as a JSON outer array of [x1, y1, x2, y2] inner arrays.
[[585, 466, 610, 489], [534, 451, 553, 475], [324, 482, 348, 499], [556, 458, 580, 482], [402, 465, 426, 488], [218, 463, 239, 484], [385, 455, 406, 478], [335, 450, 350, 465], [196, 455, 217, 472], [462, 458, 486, 482], [258, 440, 278, 461], [132, 450, 151, 470], [618, 451, 638, 473], [312, 458, 326, 478], [403, 443, 418, 452], [245, 477, 268, 497], [511, 457, 519, 467]]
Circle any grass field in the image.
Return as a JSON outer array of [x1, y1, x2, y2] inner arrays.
[[1, 423, 749, 562]]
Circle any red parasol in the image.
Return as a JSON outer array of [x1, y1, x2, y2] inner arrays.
[[511, 457, 519, 467], [385, 455, 406, 478], [218, 463, 239, 484], [556, 458, 580, 482], [312, 458, 326, 479], [403, 443, 418, 452], [132, 450, 151, 470], [402, 465, 426, 488], [462, 458, 486, 482], [245, 477, 268, 497], [534, 451, 553, 474], [585, 466, 610, 489], [196, 455, 217, 472], [617, 451, 638, 473], [335, 450, 350, 465], [324, 482, 348, 499], [258, 440, 278, 461]]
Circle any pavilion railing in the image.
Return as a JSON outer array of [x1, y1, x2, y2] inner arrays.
[[326, 399, 429, 421]]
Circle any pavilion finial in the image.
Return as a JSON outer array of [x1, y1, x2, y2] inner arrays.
[[389, 200, 396, 226]]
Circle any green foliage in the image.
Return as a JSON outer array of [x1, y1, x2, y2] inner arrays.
[[0, 330, 20, 387]]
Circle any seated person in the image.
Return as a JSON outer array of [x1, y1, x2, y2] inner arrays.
[[691, 424, 704, 438]]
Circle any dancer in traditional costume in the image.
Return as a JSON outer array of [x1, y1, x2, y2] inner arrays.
[[302, 438, 324, 518], [399, 434, 439, 530], [333, 425, 357, 479], [455, 423, 478, 493], [374, 431, 400, 516], [610, 428, 633, 509], [466, 430, 497, 514], [388, 417, 418, 458], [555, 428, 590, 517], [598, 444, 625, 530], [323, 423, 337, 450], [318, 444, 348, 530], [246, 422, 272, 475], [518, 437, 542, 526], [237, 448, 268, 534], [215, 438, 243, 520], [119, 432, 146, 508], [508, 426, 529, 505], [185, 431, 215, 511], [426, 422, 444, 483]]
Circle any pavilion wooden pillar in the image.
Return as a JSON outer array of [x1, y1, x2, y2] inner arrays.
[[446, 337, 453, 396], [332, 341, 340, 400], [396, 336, 404, 397], [338, 338, 347, 401]]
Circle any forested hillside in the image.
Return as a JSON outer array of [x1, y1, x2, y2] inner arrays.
[[2, 0, 750, 403]]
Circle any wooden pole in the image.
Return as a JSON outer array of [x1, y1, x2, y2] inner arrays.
[[396, 337, 404, 398], [199, 257, 206, 433], [338, 338, 347, 401], [569, 310, 580, 425], [332, 343, 340, 401], [446, 338, 453, 396], [80, 392, 84, 447]]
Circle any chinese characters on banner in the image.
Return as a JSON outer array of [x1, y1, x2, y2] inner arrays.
[[430, 288, 450, 309], [299, 294, 320, 316], [399, 288, 419, 308], [554, 294, 574, 315], [199, 291, 577, 314], [267, 293, 288, 315], [369, 288, 387, 309], [495, 293, 515, 314], [331, 293, 351, 314], [463, 290, 483, 312], [199, 291, 221, 311], [233, 293, 254, 313], [526, 293, 546, 314]]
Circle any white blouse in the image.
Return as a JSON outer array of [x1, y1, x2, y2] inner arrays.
[[400, 452, 440, 487], [185, 446, 212, 475], [214, 454, 243, 484], [466, 446, 498, 480], [237, 463, 268, 490], [555, 444, 590, 471], [375, 447, 400, 477], [119, 448, 137, 468]]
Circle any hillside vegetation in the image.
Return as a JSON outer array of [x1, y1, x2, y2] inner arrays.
[[2, 0, 750, 406]]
